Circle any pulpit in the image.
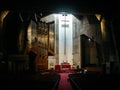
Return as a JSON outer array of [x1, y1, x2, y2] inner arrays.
[[55, 65, 61, 72]]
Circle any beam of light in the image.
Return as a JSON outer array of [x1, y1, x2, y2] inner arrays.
[[19, 13, 24, 22], [34, 13, 37, 22]]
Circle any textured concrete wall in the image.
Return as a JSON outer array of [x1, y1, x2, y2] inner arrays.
[[73, 15, 102, 68]]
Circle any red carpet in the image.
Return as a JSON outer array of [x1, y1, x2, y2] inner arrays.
[[58, 73, 73, 90]]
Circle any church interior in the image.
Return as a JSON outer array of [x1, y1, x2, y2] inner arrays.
[[0, 0, 120, 90]]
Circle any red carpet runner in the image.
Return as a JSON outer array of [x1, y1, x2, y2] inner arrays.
[[58, 73, 73, 90]]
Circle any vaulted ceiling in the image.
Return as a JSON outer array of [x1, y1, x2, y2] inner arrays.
[[0, 0, 119, 16]]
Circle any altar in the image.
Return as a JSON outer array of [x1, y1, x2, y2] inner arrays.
[[61, 62, 71, 71], [55, 62, 71, 72]]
